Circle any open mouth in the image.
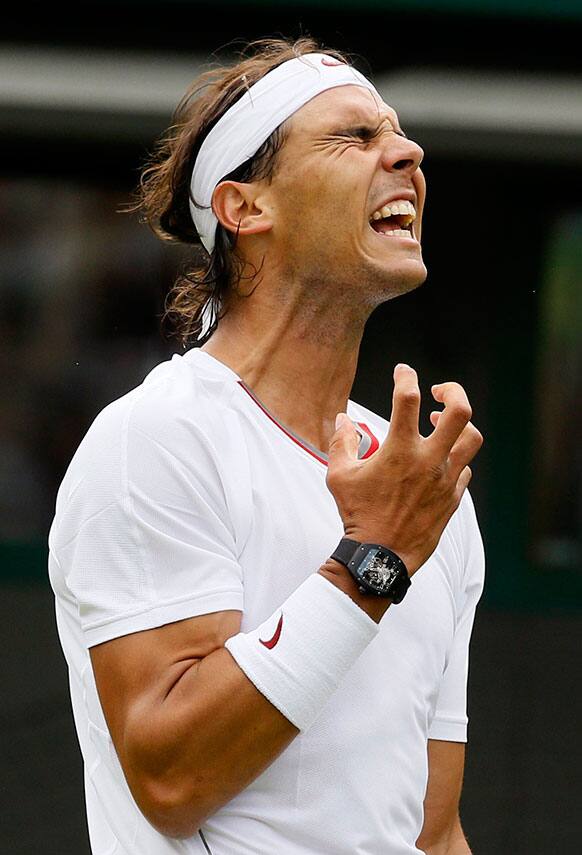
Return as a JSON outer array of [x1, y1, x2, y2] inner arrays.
[[369, 199, 417, 239]]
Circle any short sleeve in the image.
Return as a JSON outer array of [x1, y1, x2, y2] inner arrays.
[[50, 384, 247, 648], [428, 491, 485, 743]]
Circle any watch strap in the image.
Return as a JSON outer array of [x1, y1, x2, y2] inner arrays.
[[330, 537, 362, 567]]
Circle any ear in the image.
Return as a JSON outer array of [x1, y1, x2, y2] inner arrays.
[[211, 181, 273, 240]]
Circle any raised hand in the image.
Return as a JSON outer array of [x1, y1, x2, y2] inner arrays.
[[326, 363, 483, 577]]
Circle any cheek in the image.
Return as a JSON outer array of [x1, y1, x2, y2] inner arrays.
[[414, 169, 427, 219], [272, 157, 367, 247]]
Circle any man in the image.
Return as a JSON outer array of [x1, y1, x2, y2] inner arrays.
[[49, 37, 484, 854]]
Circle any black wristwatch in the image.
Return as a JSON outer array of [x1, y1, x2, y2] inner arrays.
[[330, 537, 411, 603]]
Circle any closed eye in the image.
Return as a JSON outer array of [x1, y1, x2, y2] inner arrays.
[[343, 125, 381, 142], [339, 124, 408, 142]]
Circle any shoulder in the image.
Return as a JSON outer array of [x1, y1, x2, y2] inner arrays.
[[126, 351, 238, 456], [55, 350, 241, 508]]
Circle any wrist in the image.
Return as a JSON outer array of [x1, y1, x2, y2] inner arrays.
[[342, 529, 417, 576], [318, 560, 391, 624], [225, 573, 379, 731]]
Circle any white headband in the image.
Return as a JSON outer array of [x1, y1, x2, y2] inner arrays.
[[189, 53, 379, 253]]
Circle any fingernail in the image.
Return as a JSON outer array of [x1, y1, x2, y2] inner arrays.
[[395, 363, 410, 371], [335, 413, 345, 429]]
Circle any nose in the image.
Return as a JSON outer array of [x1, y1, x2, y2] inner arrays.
[[380, 135, 424, 174]]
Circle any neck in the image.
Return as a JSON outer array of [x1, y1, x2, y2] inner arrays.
[[201, 287, 367, 453]]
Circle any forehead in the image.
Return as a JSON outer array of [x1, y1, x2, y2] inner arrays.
[[288, 84, 401, 133]]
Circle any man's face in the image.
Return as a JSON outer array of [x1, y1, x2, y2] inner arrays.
[[264, 85, 427, 309]]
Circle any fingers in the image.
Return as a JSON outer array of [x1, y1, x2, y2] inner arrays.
[[428, 381, 472, 456], [327, 412, 360, 468], [455, 465, 473, 498], [385, 364, 421, 443], [449, 423, 483, 478], [430, 410, 483, 480]]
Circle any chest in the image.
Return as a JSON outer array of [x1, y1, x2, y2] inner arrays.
[[237, 431, 461, 670], [238, 436, 341, 628]]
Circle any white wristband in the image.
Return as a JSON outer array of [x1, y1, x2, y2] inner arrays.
[[224, 573, 379, 731]]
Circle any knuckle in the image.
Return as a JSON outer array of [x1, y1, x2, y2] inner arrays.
[[454, 401, 472, 422], [386, 447, 415, 468], [471, 425, 484, 446], [326, 460, 358, 490], [397, 387, 421, 406], [325, 466, 341, 489]]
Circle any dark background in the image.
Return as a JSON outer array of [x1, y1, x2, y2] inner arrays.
[[2, 2, 581, 853]]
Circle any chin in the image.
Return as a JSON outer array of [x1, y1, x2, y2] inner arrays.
[[372, 258, 428, 302]]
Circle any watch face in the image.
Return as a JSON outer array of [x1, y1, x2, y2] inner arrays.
[[358, 547, 399, 593]]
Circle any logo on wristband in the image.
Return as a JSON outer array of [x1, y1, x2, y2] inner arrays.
[[260, 614, 284, 649]]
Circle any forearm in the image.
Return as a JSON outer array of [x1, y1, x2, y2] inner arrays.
[[124, 568, 384, 838], [125, 645, 298, 838]]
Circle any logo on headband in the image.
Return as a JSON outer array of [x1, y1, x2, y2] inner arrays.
[[321, 57, 345, 67]]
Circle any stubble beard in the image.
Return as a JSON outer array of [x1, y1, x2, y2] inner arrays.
[[280, 255, 427, 348], [307, 249, 427, 311]]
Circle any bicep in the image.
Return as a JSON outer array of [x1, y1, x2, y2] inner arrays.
[[90, 609, 242, 755], [417, 739, 465, 850]]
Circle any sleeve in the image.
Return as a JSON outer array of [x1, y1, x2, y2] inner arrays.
[[52, 389, 247, 648], [427, 490, 485, 743]]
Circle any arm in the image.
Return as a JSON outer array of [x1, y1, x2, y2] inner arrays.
[[90, 568, 388, 839], [90, 609, 298, 839], [90, 366, 482, 839], [417, 740, 471, 854], [417, 480, 485, 854]]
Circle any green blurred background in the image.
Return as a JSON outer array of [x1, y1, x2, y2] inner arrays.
[[1, 1, 581, 852]]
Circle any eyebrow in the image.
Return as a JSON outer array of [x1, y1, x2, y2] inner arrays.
[[330, 118, 408, 138]]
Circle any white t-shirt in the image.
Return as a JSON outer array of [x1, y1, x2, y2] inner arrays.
[[48, 348, 485, 855]]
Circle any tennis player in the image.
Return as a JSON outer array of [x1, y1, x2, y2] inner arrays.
[[49, 37, 485, 854]]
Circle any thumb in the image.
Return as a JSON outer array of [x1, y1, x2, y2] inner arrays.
[[328, 413, 360, 464]]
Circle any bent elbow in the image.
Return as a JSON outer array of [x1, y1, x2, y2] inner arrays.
[[134, 775, 205, 840]]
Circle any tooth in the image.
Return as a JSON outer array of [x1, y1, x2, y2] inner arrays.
[[382, 228, 415, 238], [373, 200, 417, 221]]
